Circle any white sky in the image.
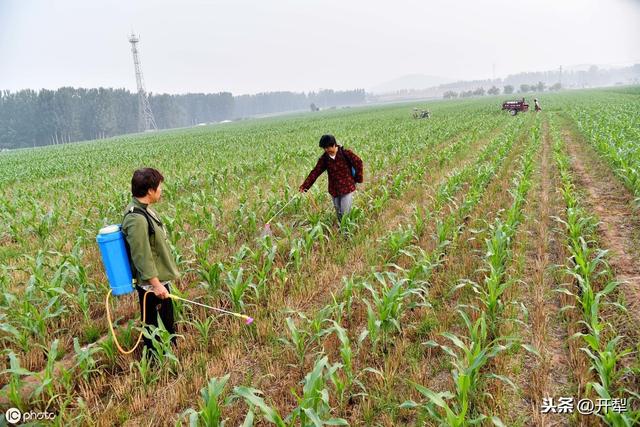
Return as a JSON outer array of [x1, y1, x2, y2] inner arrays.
[[0, 0, 639, 95]]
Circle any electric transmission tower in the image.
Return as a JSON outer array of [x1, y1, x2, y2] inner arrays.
[[129, 33, 158, 131]]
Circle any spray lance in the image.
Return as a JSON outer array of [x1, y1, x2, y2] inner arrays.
[[260, 193, 300, 238], [96, 224, 253, 355]]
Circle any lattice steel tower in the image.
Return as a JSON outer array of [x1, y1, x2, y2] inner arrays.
[[129, 33, 158, 131]]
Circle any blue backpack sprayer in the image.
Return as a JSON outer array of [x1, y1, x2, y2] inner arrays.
[[96, 221, 253, 355]]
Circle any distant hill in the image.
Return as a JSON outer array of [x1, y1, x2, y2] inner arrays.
[[369, 74, 453, 94]]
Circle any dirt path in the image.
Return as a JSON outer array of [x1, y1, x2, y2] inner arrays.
[[520, 116, 571, 426], [561, 118, 640, 330]]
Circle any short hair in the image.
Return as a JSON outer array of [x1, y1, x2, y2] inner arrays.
[[319, 134, 337, 148], [131, 168, 164, 197]]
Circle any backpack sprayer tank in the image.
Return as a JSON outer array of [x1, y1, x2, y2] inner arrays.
[[96, 225, 135, 296]]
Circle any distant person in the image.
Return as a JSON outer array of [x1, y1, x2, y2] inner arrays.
[[122, 168, 179, 351], [534, 98, 542, 112], [299, 134, 364, 224]]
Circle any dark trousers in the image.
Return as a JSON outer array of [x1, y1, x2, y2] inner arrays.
[[136, 283, 176, 351]]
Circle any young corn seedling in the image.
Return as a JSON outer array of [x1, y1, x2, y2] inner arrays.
[[412, 205, 429, 238], [339, 206, 364, 237], [462, 219, 513, 338], [279, 307, 333, 366], [142, 318, 182, 374], [73, 337, 102, 382], [326, 320, 377, 407], [358, 272, 428, 352], [433, 216, 460, 258], [302, 223, 329, 253], [402, 310, 515, 426], [224, 267, 257, 312], [181, 374, 231, 426], [232, 386, 286, 427], [288, 356, 349, 426], [33, 338, 62, 404], [381, 225, 416, 262], [279, 316, 313, 367], [254, 236, 277, 293], [186, 315, 216, 350], [194, 235, 224, 294], [0, 312, 30, 353], [98, 334, 118, 369], [288, 238, 305, 272], [129, 347, 160, 391], [338, 276, 358, 320], [1, 352, 34, 409]]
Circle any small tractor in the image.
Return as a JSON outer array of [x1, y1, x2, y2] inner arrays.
[[502, 98, 529, 116], [412, 108, 431, 119]]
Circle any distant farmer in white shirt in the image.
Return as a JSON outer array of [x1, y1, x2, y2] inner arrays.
[[534, 98, 542, 112]]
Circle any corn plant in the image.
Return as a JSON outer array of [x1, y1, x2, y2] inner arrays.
[[33, 338, 62, 404], [1, 351, 33, 409], [402, 310, 514, 426], [235, 356, 348, 425], [287, 356, 348, 426], [129, 347, 160, 390], [181, 374, 231, 426], [253, 235, 277, 287], [279, 307, 332, 366], [288, 238, 305, 272], [0, 314, 30, 353], [223, 267, 256, 312], [142, 318, 182, 374], [279, 316, 313, 367], [194, 235, 224, 294], [186, 315, 216, 349], [358, 272, 428, 352], [98, 334, 118, 368], [381, 225, 416, 261], [336, 276, 357, 320], [73, 337, 102, 382], [462, 219, 513, 336], [302, 223, 329, 253], [325, 320, 375, 407], [338, 206, 364, 236], [232, 386, 286, 426]]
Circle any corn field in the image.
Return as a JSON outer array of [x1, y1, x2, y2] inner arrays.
[[1, 88, 639, 426]]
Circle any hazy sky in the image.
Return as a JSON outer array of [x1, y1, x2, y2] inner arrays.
[[1, 0, 639, 95]]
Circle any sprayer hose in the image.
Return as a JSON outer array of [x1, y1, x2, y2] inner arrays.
[[105, 288, 151, 355]]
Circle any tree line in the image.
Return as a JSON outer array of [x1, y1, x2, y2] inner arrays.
[[443, 81, 563, 99], [0, 87, 365, 149]]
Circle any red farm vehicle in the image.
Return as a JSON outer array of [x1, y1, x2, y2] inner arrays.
[[502, 98, 529, 116]]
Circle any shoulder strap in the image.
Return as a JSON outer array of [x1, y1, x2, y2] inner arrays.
[[340, 146, 353, 169], [124, 206, 157, 236]]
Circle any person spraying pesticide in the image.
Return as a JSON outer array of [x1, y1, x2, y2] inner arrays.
[[97, 168, 252, 356], [299, 134, 364, 224], [120, 168, 179, 351]]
